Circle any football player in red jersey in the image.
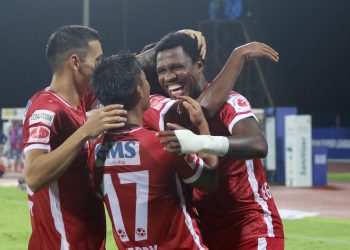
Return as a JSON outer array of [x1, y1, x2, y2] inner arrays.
[[22, 25, 127, 249], [146, 32, 284, 250], [90, 53, 218, 249]]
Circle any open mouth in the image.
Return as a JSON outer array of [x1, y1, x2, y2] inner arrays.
[[168, 83, 185, 98]]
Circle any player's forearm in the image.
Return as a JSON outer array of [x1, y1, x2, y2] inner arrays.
[[196, 122, 218, 168], [25, 129, 89, 192], [226, 135, 268, 159], [197, 49, 246, 118]]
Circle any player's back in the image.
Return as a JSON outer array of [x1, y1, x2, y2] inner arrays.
[[23, 88, 106, 250], [92, 126, 207, 250]]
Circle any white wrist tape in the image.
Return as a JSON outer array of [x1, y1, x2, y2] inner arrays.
[[174, 130, 229, 157]]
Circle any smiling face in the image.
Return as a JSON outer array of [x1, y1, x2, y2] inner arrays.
[[156, 46, 202, 99]]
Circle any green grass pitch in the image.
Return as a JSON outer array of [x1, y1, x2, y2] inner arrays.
[[0, 186, 349, 250]]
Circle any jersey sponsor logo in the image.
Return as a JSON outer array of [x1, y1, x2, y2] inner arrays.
[[126, 246, 157, 250], [150, 95, 170, 110], [95, 141, 140, 166], [28, 126, 50, 143], [229, 95, 251, 113], [29, 110, 55, 126], [260, 182, 273, 201]]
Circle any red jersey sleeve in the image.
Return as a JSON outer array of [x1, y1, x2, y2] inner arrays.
[[173, 154, 204, 184], [142, 94, 176, 131], [220, 92, 258, 134], [22, 101, 59, 153]]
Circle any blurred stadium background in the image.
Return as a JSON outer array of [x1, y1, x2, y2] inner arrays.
[[0, 0, 349, 249]]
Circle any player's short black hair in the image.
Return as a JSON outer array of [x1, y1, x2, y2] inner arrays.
[[155, 32, 200, 63], [46, 25, 100, 71], [92, 53, 142, 109]]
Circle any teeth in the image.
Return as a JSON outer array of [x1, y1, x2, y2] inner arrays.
[[168, 84, 182, 91]]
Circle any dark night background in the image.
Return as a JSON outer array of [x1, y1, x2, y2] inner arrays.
[[1, 0, 349, 126]]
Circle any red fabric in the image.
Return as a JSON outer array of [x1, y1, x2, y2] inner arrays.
[[143, 91, 284, 249], [23, 88, 106, 250], [89, 126, 208, 249]]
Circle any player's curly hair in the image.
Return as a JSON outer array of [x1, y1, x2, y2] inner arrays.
[[155, 32, 201, 63], [92, 53, 142, 110], [46, 25, 100, 71]]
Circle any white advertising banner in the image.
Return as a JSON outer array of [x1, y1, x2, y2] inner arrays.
[[285, 115, 312, 187], [265, 116, 276, 171]]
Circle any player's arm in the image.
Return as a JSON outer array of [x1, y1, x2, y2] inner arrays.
[[197, 42, 279, 118], [25, 104, 127, 192], [181, 152, 218, 192], [158, 118, 267, 160], [178, 96, 218, 167], [157, 93, 267, 159], [140, 45, 278, 128], [173, 131, 219, 191], [158, 96, 219, 191], [225, 117, 267, 159]]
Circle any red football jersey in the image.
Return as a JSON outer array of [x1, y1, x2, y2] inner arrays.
[[143, 91, 284, 249], [89, 126, 208, 250], [22, 88, 105, 250]]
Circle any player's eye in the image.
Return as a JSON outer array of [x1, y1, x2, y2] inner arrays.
[[157, 68, 165, 75], [172, 64, 183, 70]]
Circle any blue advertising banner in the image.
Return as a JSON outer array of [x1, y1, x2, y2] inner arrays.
[[313, 128, 350, 161]]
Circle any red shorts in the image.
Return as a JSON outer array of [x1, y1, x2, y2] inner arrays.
[[235, 237, 284, 250]]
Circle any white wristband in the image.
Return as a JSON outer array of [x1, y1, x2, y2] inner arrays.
[[174, 130, 229, 157]]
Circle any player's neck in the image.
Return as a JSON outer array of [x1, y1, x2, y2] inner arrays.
[[190, 75, 207, 99], [50, 72, 81, 109], [126, 106, 144, 127], [198, 74, 208, 90]]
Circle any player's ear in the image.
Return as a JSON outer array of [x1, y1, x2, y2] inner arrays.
[[136, 85, 143, 99], [195, 59, 204, 73], [126, 87, 141, 110], [69, 54, 80, 71]]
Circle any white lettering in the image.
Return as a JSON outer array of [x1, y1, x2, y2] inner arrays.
[[313, 139, 350, 149], [126, 246, 157, 250], [29, 110, 55, 126], [95, 141, 140, 166], [260, 182, 272, 201]]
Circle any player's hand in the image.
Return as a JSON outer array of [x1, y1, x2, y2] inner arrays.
[[80, 104, 127, 139], [234, 42, 279, 63], [177, 96, 208, 131], [156, 123, 185, 153], [178, 29, 206, 60]]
